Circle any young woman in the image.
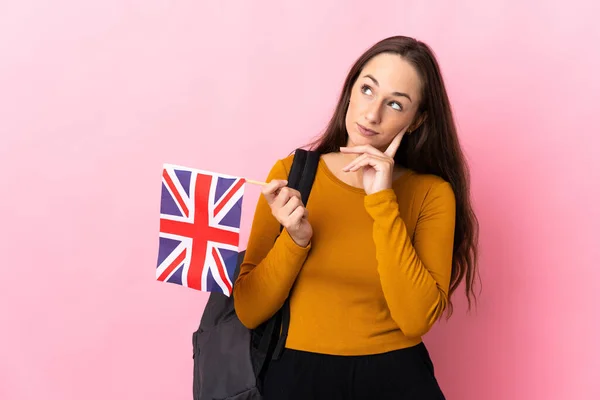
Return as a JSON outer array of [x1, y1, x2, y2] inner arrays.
[[233, 35, 479, 400]]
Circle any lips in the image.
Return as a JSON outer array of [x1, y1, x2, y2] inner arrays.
[[357, 123, 379, 137]]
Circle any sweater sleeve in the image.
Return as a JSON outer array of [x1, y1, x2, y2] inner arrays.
[[364, 181, 456, 338], [233, 159, 311, 329]]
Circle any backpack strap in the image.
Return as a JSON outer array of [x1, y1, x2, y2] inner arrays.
[[271, 149, 320, 360], [254, 149, 320, 380], [276, 149, 308, 234], [297, 150, 320, 206], [287, 149, 308, 194]]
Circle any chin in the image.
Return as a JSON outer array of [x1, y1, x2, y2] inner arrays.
[[347, 132, 378, 147]]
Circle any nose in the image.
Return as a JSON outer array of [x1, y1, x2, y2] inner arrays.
[[365, 102, 382, 125]]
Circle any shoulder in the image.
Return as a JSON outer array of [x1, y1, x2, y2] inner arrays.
[[279, 153, 296, 172], [408, 171, 451, 190], [264, 153, 296, 180], [402, 171, 455, 207]]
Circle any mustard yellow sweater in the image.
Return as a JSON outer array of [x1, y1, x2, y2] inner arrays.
[[233, 154, 456, 356]]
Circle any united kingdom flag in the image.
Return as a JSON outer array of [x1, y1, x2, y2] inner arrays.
[[156, 163, 245, 296]]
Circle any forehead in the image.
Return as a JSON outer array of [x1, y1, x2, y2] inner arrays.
[[360, 53, 422, 97]]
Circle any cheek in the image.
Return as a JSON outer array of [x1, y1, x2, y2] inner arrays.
[[344, 107, 354, 134], [383, 109, 416, 133], [345, 102, 355, 123]]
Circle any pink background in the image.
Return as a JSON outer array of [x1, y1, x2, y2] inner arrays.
[[1, 1, 598, 399]]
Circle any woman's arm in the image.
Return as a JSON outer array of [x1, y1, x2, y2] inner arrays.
[[233, 159, 311, 329], [364, 181, 456, 338]]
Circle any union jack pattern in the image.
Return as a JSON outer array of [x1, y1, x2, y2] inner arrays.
[[156, 164, 245, 296]]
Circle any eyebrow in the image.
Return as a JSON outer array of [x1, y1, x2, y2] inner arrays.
[[364, 74, 412, 102]]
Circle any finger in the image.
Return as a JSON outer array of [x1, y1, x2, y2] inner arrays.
[[274, 186, 301, 200], [342, 153, 368, 172], [262, 179, 288, 201], [339, 145, 384, 157], [288, 205, 306, 225], [281, 196, 302, 216], [347, 155, 389, 172], [285, 187, 302, 200], [273, 187, 302, 209], [272, 187, 292, 208], [384, 132, 404, 158]]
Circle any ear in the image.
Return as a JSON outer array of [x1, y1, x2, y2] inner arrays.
[[408, 112, 428, 133]]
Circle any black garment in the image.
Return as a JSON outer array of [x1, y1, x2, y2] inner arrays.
[[262, 342, 445, 400]]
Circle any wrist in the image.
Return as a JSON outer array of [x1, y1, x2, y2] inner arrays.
[[289, 233, 310, 248], [364, 188, 397, 208], [292, 237, 310, 248], [366, 182, 392, 195]]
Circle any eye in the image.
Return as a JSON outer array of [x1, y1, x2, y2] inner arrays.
[[361, 84, 373, 96], [390, 101, 403, 111]]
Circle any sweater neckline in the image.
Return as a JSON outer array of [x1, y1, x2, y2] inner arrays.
[[318, 158, 414, 195]]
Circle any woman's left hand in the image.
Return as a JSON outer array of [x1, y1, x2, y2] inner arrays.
[[340, 132, 404, 195]]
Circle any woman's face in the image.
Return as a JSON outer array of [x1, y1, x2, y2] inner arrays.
[[345, 53, 423, 151]]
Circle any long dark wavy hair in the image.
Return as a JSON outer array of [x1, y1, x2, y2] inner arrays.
[[310, 36, 480, 315]]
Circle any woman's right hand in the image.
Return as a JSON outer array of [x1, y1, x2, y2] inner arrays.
[[261, 180, 313, 248]]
